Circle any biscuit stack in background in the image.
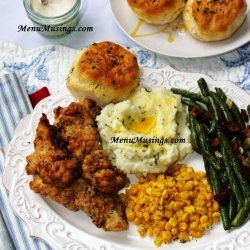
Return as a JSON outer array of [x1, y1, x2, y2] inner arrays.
[[67, 41, 140, 106], [127, 0, 248, 42]]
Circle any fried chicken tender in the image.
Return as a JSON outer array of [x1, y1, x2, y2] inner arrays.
[[26, 114, 81, 187], [30, 176, 128, 231], [82, 150, 129, 193], [75, 183, 128, 231], [54, 98, 101, 160], [30, 175, 80, 211]]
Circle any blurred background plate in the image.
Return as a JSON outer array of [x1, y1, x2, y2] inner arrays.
[[109, 0, 250, 58]]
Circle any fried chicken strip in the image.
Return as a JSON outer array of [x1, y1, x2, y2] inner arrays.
[[30, 176, 128, 231], [53, 98, 101, 160], [26, 114, 81, 187], [75, 182, 128, 231], [82, 150, 129, 193]]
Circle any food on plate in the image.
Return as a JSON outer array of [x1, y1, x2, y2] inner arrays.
[[26, 98, 129, 231], [26, 113, 81, 188], [66, 41, 140, 106], [82, 149, 129, 193], [121, 164, 220, 246], [53, 98, 101, 160], [30, 176, 128, 231], [97, 87, 192, 174], [172, 78, 250, 230], [183, 0, 248, 41], [127, 0, 185, 24]]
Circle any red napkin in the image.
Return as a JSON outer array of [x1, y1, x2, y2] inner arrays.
[[28, 87, 50, 108]]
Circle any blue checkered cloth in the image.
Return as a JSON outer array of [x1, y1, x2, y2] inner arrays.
[[0, 72, 51, 250]]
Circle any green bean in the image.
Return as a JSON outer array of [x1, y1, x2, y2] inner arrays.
[[217, 130, 245, 206], [210, 91, 233, 121], [181, 98, 204, 111], [218, 130, 250, 198], [231, 198, 250, 227], [171, 88, 209, 104], [247, 105, 250, 116], [189, 116, 201, 153], [198, 78, 210, 96], [214, 87, 245, 129], [228, 189, 238, 221], [203, 150, 222, 172], [231, 102, 245, 129], [194, 119, 209, 152], [210, 166, 231, 230], [207, 95, 221, 134], [215, 87, 227, 101]]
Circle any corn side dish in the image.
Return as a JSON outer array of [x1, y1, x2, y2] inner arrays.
[[121, 164, 220, 246]]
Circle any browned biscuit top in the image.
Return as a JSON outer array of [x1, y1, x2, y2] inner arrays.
[[77, 41, 139, 91], [192, 0, 246, 33], [127, 0, 178, 14]]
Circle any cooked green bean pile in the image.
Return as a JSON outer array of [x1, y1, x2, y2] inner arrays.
[[171, 78, 250, 230]]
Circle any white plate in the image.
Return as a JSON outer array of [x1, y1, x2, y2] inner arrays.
[[109, 0, 250, 58], [3, 66, 250, 250]]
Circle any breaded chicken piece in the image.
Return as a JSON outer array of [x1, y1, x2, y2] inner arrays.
[[82, 150, 129, 193], [30, 176, 80, 211], [75, 183, 128, 231], [53, 98, 101, 160], [30, 176, 128, 231], [26, 114, 81, 187]]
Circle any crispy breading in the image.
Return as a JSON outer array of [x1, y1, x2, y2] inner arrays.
[[82, 150, 129, 193], [54, 98, 101, 159], [30, 175, 80, 211], [75, 183, 128, 231], [30, 176, 128, 231], [26, 114, 81, 187]]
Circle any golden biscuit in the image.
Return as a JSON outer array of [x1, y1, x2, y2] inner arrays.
[[127, 0, 185, 24], [183, 0, 247, 41], [67, 41, 140, 106]]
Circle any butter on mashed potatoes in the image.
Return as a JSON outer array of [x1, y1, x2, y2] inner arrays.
[[96, 87, 192, 174]]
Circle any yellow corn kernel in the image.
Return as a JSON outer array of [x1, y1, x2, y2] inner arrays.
[[165, 222, 172, 231], [184, 205, 195, 214], [178, 232, 190, 242], [200, 215, 208, 224], [171, 227, 179, 236], [134, 217, 141, 226], [212, 212, 220, 222], [190, 221, 198, 230], [190, 215, 200, 223], [161, 231, 171, 243], [212, 201, 219, 212], [148, 228, 153, 237], [181, 213, 189, 223], [164, 209, 173, 218], [179, 222, 188, 232], [196, 206, 207, 215], [138, 226, 147, 236], [190, 230, 202, 238], [143, 212, 149, 222], [153, 227, 161, 237], [169, 217, 178, 227], [126, 208, 135, 221], [173, 201, 183, 210], [176, 209, 184, 219], [154, 237, 162, 247]]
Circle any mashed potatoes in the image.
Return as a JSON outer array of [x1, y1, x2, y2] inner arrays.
[[96, 87, 192, 174]]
